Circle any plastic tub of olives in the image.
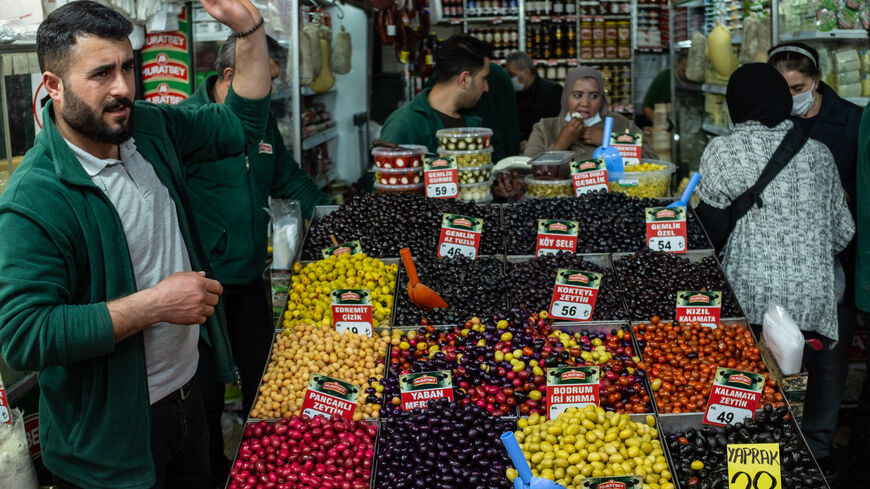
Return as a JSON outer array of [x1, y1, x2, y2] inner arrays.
[[436, 127, 493, 151], [457, 180, 493, 201], [457, 164, 493, 184], [524, 175, 573, 198], [438, 146, 494, 168], [608, 160, 676, 199]]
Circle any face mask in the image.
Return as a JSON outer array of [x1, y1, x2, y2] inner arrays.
[[511, 76, 524, 92], [791, 82, 815, 116], [583, 113, 602, 127]]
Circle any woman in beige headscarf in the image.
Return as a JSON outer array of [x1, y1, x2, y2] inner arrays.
[[524, 66, 657, 160]]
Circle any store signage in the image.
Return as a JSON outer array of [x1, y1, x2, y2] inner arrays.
[[546, 366, 600, 419], [570, 159, 609, 196], [703, 367, 766, 427], [301, 373, 359, 420], [23, 413, 40, 459], [726, 443, 781, 489], [580, 476, 643, 489], [141, 7, 192, 104], [645, 206, 687, 253], [424, 157, 459, 199], [676, 291, 722, 326], [322, 240, 363, 259], [399, 371, 454, 410], [437, 214, 482, 259], [536, 219, 579, 256], [330, 289, 373, 337], [610, 132, 643, 166], [548, 269, 602, 321]]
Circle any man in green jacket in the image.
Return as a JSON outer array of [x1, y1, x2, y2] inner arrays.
[[0, 1, 272, 488], [475, 61, 521, 161]]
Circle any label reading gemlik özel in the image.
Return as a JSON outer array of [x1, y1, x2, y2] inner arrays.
[[301, 373, 360, 420], [703, 367, 766, 427], [437, 214, 483, 259], [536, 219, 579, 256], [322, 240, 364, 259], [645, 206, 687, 253], [676, 290, 722, 326], [570, 159, 609, 196], [424, 157, 459, 199], [546, 366, 600, 419], [610, 132, 643, 166], [330, 289, 373, 337], [399, 371, 454, 410], [580, 475, 643, 489], [548, 269, 602, 321]]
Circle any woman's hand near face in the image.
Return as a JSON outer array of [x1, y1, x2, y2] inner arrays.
[[581, 125, 604, 146], [553, 116, 584, 151]]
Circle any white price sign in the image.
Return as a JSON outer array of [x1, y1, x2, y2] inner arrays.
[[551, 300, 593, 321], [426, 182, 458, 198], [439, 242, 477, 259], [335, 321, 373, 337], [648, 236, 686, 253], [705, 403, 753, 426]]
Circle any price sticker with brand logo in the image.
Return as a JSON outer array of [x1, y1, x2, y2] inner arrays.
[[330, 289, 373, 337], [676, 290, 722, 326], [322, 240, 363, 259], [645, 206, 687, 253], [424, 157, 459, 199], [546, 366, 599, 419], [437, 213, 483, 259], [399, 371, 454, 411], [536, 219, 579, 256], [301, 373, 360, 420], [727, 443, 781, 489], [581, 475, 643, 489], [703, 367, 766, 427], [548, 269, 602, 321], [610, 131, 643, 166], [0, 388, 10, 425], [570, 159, 609, 196]]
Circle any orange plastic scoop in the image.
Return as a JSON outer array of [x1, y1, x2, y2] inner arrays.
[[399, 248, 448, 311]]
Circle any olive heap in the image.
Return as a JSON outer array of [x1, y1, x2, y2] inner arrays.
[[394, 255, 507, 325], [506, 252, 627, 321], [374, 398, 514, 489], [665, 404, 827, 489], [614, 249, 742, 320], [301, 194, 503, 259], [502, 193, 710, 254]]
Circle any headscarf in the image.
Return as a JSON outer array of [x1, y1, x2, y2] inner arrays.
[[561, 66, 609, 116], [726, 63, 791, 128]]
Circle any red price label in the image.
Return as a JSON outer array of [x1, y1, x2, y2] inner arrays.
[[645, 206, 687, 254], [703, 368, 765, 427], [676, 291, 722, 326], [570, 160, 609, 196], [331, 289, 374, 337], [536, 219, 579, 257], [548, 269, 602, 321], [425, 169, 459, 199], [0, 388, 10, 425], [437, 214, 482, 260], [301, 374, 359, 421]]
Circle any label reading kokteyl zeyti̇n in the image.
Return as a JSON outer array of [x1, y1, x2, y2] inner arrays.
[[546, 366, 600, 419], [570, 159, 609, 196], [703, 367, 766, 427], [536, 219, 579, 256], [301, 373, 360, 420], [548, 269, 602, 321], [330, 289, 373, 337], [676, 290, 722, 326], [437, 214, 483, 259], [645, 206, 687, 253], [322, 240, 364, 259], [424, 157, 459, 199], [399, 371, 454, 410]]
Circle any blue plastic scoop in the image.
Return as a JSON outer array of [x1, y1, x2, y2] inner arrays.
[[501, 432, 568, 489], [592, 116, 623, 173], [667, 172, 701, 208]]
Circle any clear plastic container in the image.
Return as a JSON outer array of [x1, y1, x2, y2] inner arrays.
[[607, 160, 676, 198], [457, 164, 493, 184], [373, 182, 425, 194], [525, 176, 574, 198], [436, 127, 494, 151], [457, 179, 494, 201], [371, 145, 428, 169], [530, 151, 573, 179], [374, 167, 424, 186], [437, 146, 494, 167]]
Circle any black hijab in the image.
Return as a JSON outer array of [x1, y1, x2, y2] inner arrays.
[[726, 63, 792, 128]]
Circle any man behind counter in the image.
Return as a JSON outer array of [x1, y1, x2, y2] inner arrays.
[[505, 51, 562, 152]]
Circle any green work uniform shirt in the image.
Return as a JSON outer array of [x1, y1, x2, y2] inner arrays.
[[380, 87, 483, 152], [855, 103, 870, 310]]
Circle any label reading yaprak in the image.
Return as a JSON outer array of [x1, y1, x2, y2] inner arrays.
[[546, 366, 600, 419], [424, 157, 459, 199], [703, 368, 766, 427], [301, 373, 359, 420], [399, 371, 454, 410], [676, 291, 722, 326], [645, 206, 687, 253], [437, 214, 483, 259], [726, 443, 781, 489], [580, 476, 643, 489], [322, 240, 364, 259], [610, 132, 643, 166], [330, 289, 373, 337], [570, 159, 609, 196], [536, 219, 579, 256], [548, 269, 602, 321]]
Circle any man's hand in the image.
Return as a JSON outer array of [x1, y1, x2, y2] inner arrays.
[[493, 172, 526, 202], [199, 0, 259, 33], [150, 272, 223, 325], [580, 126, 605, 146], [553, 117, 584, 151]]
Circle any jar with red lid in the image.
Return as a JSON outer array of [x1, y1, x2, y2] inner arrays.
[[371, 144, 427, 169]]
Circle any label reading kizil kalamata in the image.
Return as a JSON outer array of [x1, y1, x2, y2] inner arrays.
[[321, 240, 364, 259], [548, 269, 602, 321], [676, 290, 722, 326], [546, 366, 600, 419], [301, 373, 360, 420], [536, 219, 579, 256], [437, 214, 483, 259], [424, 157, 459, 199], [330, 289, 373, 337], [726, 443, 781, 489], [570, 159, 609, 196], [580, 475, 643, 489], [610, 132, 643, 166], [703, 367, 766, 427], [645, 206, 687, 253], [399, 371, 454, 410]]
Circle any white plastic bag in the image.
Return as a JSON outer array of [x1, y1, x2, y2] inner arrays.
[[270, 199, 302, 270], [0, 409, 38, 489], [762, 301, 804, 375]]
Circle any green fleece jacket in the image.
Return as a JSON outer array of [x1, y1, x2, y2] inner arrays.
[[856, 103, 870, 311], [380, 87, 483, 152], [181, 76, 330, 285], [475, 62, 521, 160], [0, 87, 266, 489]]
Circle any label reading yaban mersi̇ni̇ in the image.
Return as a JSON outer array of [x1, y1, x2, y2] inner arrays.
[[580, 475, 644, 489], [645, 206, 687, 253], [570, 159, 609, 196], [726, 443, 782, 489], [703, 368, 766, 427], [399, 371, 454, 410], [424, 157, 459, 199], [322, 240, 363, 259], [301, 373, 360, 420], [548, 269, 602, 321], [610, 132, 643, 166], [536, 219, 579, 256], [546, 366, 600, 419], [437, 214, 483, 259], [330, 289, 373, 337], [676, 290, 722, 326]]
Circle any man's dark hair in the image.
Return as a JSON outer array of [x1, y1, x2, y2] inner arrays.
[[430, 34, 493, 85], [37, 0, 133, 77], [768, 42, 821, 80], [506, 51, 535, 74], [216, 34, 288, 73]]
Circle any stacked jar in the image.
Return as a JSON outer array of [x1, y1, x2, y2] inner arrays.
[[371, 145, 427, 194], [525, 151, 574, 198], [436, 127, 494, 202], [592, 16, 605, 59]]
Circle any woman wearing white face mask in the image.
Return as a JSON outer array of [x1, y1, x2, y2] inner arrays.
[[524, 66, 657, 161]]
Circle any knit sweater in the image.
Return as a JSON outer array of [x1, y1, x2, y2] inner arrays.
[[696, 120, 854, 340]]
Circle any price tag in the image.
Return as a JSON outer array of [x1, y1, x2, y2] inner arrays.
[[321, 240, 363, 259], [548, 269, 602, 321], [676, 290, 722, 326], [567, 58, 580, 66], [703, 368, 766, 427], [551, 15, 563, 21], [530, 16, 542, 22], [536, 219, 579, 256], [570, 159, 609, 196], [437, 213, 483, 259], [727, 444, 781, 489], [564, 15, 578, 21], [581, 476, 643, 489], [610, 131, 643, 166], [492, 16, 504, 23], [547, 59, 560, 66], [546, 366, 599, 419], [0, 387, 10, 425], [330, 289, 373, 337], [424, 157, 459, 199], [301, 373, 360, 420], [399, 371, 454, 410], [645, 206, 687, 254], [449, 18, 462, 24]]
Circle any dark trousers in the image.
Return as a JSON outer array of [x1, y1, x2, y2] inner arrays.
[[849, 309, 870, 488]]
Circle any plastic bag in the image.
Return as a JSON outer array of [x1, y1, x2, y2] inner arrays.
[[762, 301, 805, 375], [270, 199, 302, 270], [0, 409, 38, 489]]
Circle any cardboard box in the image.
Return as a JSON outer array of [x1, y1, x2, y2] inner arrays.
[[758, 337, 809, 402]]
